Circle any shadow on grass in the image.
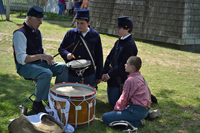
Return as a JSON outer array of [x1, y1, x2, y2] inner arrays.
[[8, 20, 22, 27], [44, 19, 73, 28], [134, 38, 200, 54], [0, 73, 55, 116], [1, 73, 200, 132], [149, 89, 200, 133]]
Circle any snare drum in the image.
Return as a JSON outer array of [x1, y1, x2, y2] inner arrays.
[[50, 82, 96, 128], [66, 59, 91, 69]]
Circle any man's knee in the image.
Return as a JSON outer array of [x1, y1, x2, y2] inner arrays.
[[102, 113, 108, 124], [39, 70, 53, 79]]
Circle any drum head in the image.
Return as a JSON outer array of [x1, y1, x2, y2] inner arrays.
[[50, 82, 96, 99], [66, 59, 91, 69]]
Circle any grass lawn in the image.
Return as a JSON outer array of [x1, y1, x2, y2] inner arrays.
[[0, 12, 200, 133]]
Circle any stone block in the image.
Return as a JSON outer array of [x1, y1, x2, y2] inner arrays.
[[89, 0, 200, 47]]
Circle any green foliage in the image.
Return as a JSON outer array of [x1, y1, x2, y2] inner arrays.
[[7, 11, 73, 21], [43, 12, 73, 21]]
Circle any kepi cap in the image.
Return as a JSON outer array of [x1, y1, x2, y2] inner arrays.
[[75, 9, 90, 21], [116, 16, 133, 29], [27, 6, 44, 18]]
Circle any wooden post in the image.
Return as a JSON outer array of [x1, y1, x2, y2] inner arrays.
[[45, 0, 48, 12], [6, 0, 9, 21]]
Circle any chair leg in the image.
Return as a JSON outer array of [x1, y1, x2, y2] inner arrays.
[[18, 92, 36, 115], [18, 79, 49, 115], [18, 105, 28, 115], [20, 92, 36, 106]]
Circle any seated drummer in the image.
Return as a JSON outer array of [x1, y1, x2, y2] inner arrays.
[[12, 6, 68, 113], [58, 9, 103, 87]]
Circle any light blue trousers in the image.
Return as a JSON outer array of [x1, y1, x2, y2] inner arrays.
[[67, 73, 96, 87], [16, 61, 68, 101], [102, 104, 149, 127]]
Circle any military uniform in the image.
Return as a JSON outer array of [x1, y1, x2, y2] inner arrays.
[[58, 9, 103, 87], [103, 34, 138, 87], [102, 16, 138, 106], [13, 6, 68, 113]]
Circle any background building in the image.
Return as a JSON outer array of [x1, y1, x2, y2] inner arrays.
[[89, 0, 200, 52], [2, 0, 200, 52]]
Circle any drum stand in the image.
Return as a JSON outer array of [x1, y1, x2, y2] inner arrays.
[[74, 66, 89, 83]]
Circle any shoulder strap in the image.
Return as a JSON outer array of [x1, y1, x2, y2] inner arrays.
[[134, 75, 150, 108], [79, 36, 96, 72]]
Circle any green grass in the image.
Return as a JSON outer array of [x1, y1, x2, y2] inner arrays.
[[0, 11, 200, 133]]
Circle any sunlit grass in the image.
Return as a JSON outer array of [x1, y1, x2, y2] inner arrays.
[[0, 11, 200, 133]]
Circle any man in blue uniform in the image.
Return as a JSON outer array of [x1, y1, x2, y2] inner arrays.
[[102, 16, 138, 107], [58, 9, 103, 87], [12, 6, 68, 113]]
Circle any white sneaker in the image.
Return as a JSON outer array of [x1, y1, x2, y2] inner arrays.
[[149, 109, 161, 118], [140, 119, 145, 126]]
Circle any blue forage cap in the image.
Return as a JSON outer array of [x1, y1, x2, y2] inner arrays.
[[27, 6, 44, 18], [116, 16, 133, 29], [75, 9, 90, 21]]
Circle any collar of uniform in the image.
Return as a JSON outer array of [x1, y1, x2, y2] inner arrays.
[[121, 34, 131, 40], [119, 34, 132, 41], [74, 25, 94, 35], [82, 27, 90, 37], [23, 21, 35, 33]]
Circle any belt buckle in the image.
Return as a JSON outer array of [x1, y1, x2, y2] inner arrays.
[[109, 64, 113, 69]]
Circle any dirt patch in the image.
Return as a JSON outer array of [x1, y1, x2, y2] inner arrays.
[[43, 38, 62, 42]]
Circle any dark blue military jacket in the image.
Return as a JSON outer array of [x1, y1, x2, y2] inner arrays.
[[58, 25, 103, 79], [102, 34, 138, 87]]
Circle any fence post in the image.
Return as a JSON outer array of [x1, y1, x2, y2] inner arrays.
[[6, 0, 9, 21]]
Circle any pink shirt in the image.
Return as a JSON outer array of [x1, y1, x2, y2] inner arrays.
[[114, 71, 151, 111], [59, 0, 65, 4]]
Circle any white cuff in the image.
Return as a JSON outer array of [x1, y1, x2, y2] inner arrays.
[[107, 74, 110, 78]]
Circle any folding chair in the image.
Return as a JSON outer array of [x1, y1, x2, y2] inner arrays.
[[18, 78, 48, 115]]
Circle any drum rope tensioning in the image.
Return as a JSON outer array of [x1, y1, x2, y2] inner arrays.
[[49, 82, 96, 128]]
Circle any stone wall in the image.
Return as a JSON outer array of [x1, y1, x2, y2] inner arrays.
[[89, 0, 200, 52]]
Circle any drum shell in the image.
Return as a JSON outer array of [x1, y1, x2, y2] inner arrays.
[[50, 82, 96, 128]]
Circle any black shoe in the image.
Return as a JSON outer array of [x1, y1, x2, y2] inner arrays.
[[151, 94, 158, 103], [70, 23, 74, 27], [32, 101, 47, 114]]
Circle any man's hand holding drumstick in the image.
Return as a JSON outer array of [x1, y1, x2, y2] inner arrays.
[[39, 42, 76, 66]]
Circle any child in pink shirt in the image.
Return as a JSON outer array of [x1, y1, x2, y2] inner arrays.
[[102, 56, 151, 129]]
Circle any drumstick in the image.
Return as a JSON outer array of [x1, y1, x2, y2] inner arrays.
[[71, 40, 80, 54], [53, 43, 75, 58]]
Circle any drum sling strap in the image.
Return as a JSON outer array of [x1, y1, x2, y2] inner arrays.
[[46, 93, 74, 133], [134, 76, 150, 109], [80, 36, 96, 72]]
